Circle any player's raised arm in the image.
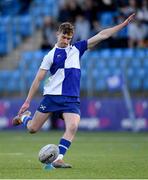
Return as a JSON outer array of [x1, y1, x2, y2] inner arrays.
[[87, 13, 135, 49], [18, 69, 47, 115]]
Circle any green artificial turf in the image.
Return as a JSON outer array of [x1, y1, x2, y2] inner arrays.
[[0, 130, 148, 179]]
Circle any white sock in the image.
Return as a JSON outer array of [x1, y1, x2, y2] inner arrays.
[[54, 154, 63, 162], [21, 115, 27, 122]]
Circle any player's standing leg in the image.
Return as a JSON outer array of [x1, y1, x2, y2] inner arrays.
[[52, 113, 80, 168]]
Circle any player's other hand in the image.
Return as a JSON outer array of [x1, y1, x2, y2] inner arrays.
[[123, 13, 135, 25], [18, 101, 30, 115]]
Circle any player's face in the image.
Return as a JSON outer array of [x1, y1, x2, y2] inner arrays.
[[57, 33, 73, 48]]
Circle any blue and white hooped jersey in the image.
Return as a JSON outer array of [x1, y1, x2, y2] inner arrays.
[[40, 40, 87, 97]]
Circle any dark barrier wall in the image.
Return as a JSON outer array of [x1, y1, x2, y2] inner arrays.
[[0, 98, 148, 131]]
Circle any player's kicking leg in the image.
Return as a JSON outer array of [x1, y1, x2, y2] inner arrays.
[[12, 111, 79, 168], [12, 110, 31, 126], [12, 110, 50, 133]]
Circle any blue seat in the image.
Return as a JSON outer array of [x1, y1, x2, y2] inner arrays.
[[92, 68, 110, 80], [130, 58, 141, 68], [109, 67, 121, 76], [20, 50, 44, 70], [0, 80, 3, 92], [25, 70, 37, 89], [81, 68, 94, 91], [81, 57, 92, 71], [0, 71, 11, 91], [143, 78, 148, 90], [123, 49, 134, 58], [33, 51, 45, 61], [32, 51, 45, 68], [80, 69, 87, 90], [0, 70, 19, 91], [30, 7, 43, 27], [8, 70, 21, 92], [21, 51, 34, 62], [127, 66, 146, 80], [137, 68, 146, 79], [31, 0, 58, 27], [12, 17, 22, 48], [128, 77, 141, 91], [89, 51, 100, 59], [112, 49, 123, 58], [0, 0, 20, 15], [95, 60, 106, 69], [146, 49, 148, 57], [0, 16, 11, 26], [95, 78, 107, 91], [33, 0, 55, 5], [119, 58, 128, 68], [19, 51, 37, 72], [33, 0, 43, 5], [29, 61, 39, 71], [143, 59, 148, 68], [42, 6, 53, 16], [127, 67, 135, 78], [135, 49, 146, 59], [107, 59, 118, 68], [18, 15, 34, 37], [0, 26, 12, 55], [100, 49, 111, 59], [12, 33, 21, 48]]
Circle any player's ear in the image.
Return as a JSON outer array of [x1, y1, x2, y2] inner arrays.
[[56, 31, 60, 38]]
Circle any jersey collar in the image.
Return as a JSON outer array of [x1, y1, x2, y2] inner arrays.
[[55, 44, 71, 49]]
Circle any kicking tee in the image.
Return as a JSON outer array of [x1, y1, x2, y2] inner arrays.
[[40, 40, 87, 97]]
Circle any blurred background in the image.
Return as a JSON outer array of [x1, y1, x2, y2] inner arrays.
[[0, 0, 148, 132]]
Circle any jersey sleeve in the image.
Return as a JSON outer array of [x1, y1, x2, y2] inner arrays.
[[40, 53, 53, 70], [74, 40, 88, 57]]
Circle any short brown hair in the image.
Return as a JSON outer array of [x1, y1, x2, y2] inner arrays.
[[58, 22, 74, 35]]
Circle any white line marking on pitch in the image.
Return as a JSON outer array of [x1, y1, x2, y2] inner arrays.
[[0, 152, 23, 155]]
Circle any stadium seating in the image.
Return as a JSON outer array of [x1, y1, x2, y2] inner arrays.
[[0, 15, 34, 55], [100, 49, 111, 59], [0, 0, 20, 16], [128, 77, 142, 91], [95, 78, 107, 91], [111, 49, 123, 59], [8, 70, 21, 92], [0, 0, 58, 44], [0, 48, 147, 94], [143, 78, 148, 90], [30, 0, 59, 28], [0, 0, 147, 94], [12, 17, 22, 48], [0, 26, 12, 55], [18, 15, 34, 37], [0, 70, 20, 91], [0, 16, 13, 55], [122, 49, 135, 58]]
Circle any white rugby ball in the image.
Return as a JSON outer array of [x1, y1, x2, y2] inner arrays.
[[38, 144, 59, 164]]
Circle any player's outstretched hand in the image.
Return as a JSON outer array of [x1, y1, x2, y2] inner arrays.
[[123, 13, 135, 26], [18, 101, 30, 115]]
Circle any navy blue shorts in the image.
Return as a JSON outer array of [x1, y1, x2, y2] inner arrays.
[[37, 95, 80, 117]]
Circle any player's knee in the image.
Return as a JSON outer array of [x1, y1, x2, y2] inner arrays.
[[29, 129, 37, 134], [27, 126, 38, 134]]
